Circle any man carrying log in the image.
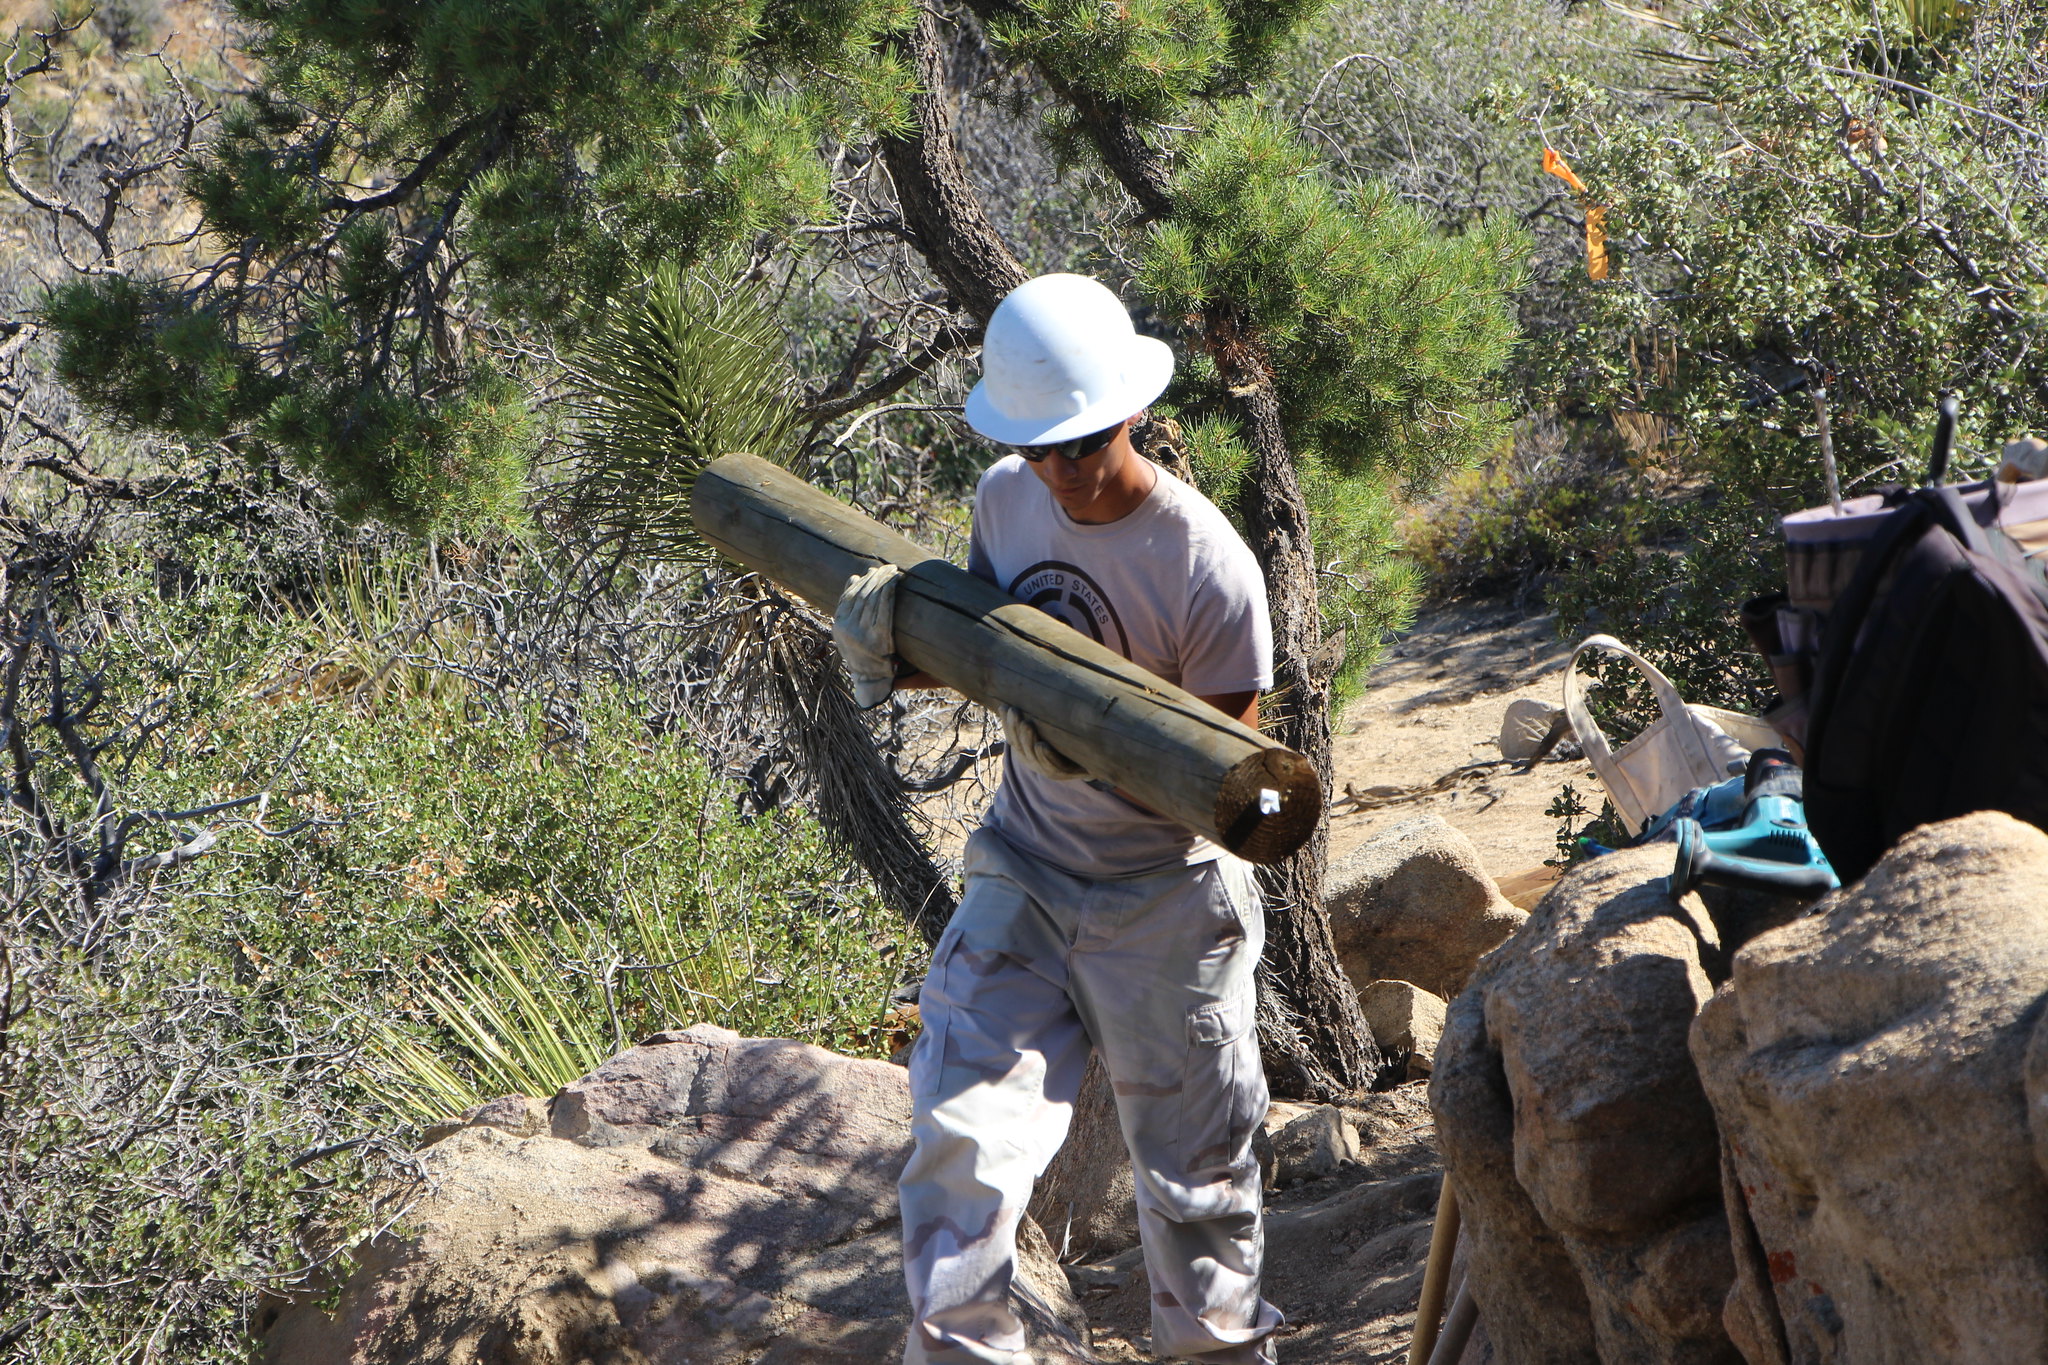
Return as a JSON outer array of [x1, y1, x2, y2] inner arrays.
[[832, 273, 1281, 1365]]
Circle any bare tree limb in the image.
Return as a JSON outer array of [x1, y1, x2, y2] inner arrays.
[[0, 37, 203, 270], [800, 320, 980, 423], [321, 114, 487, 214]]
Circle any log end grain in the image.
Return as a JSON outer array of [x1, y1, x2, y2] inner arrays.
[[1214, 747, 1322, 865]]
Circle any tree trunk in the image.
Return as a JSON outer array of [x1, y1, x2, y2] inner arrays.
[[879, 6, 1027, 324], [1204, 307, 1384, 1099]]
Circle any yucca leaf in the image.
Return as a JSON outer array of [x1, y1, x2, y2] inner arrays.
[[564, 262, 803, 564]]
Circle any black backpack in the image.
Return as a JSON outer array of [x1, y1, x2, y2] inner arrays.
[[1803, 475, 2048, 885]]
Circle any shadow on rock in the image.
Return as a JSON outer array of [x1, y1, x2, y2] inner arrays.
[[1697, 811, 2048, 1364], [259, 1025, 1094, 1364], [1431, 845, 1739, 1364]]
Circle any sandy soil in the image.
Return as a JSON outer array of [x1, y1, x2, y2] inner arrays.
[[1080, 1087, 1449, 1365], [1331, 601, 1582, 892]]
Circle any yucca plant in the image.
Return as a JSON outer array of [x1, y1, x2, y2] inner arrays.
[[266, 552, 476, 710], [362, 885, 899, 1123], [562, 262, 958, 941], [352, 264, 957, 1125], [563, 262, 803, 564], [1884, 0, 1969, 36], [363, 922, 614, 1122]]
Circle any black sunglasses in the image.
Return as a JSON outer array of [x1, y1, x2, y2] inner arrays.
[[1016, 421, 1123, 463]]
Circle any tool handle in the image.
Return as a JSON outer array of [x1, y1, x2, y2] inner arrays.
[[1695, 852, 1839, 898], [1928, 393, 1959, 487]]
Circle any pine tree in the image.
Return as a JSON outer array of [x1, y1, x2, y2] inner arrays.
[[33, 0, 921, 531], [15, 0, 1524, 1096]]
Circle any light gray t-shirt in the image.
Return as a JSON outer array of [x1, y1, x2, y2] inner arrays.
[[967, 456, 1274, 878]]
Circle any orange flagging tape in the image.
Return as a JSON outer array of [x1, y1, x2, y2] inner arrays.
[[1543, 148, 1608, 281]]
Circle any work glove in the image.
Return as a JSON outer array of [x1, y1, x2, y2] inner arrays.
[[832, 563, 904, 709], [997, 704, 1089, 781]]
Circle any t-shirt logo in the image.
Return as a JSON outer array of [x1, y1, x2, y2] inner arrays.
[[1010, 561, 1129, 654]]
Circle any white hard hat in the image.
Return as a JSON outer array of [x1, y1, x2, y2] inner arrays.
[[964, 273, 1175, 445]]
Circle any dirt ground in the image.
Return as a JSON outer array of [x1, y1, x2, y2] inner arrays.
[[1330, 600, 1579, 882], [1078, 1086, 1451, 1365]]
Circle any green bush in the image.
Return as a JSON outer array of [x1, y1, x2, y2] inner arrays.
[[1, 539, 910, 1360], [237, 683, 911, 1114], [1280, 0, 1667, 369], [3, 938, 386, 1365], [1533, 0, 2048, 707]]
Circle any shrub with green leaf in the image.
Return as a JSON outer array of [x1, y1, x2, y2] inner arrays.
[[1536, 0, 2048, 705], [1402, 416, 1635, 604], [0, 534, 909, 1359]]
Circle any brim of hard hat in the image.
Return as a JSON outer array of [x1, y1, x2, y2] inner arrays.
[[962, 335, 1175, 446]]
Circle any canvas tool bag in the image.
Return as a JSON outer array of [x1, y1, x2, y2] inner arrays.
[[1761, 477, 2048, 715], [1563, 634, 1781, 836]]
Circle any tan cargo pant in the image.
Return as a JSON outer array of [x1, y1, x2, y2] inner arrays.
[[899, 827, 1280, 1364]]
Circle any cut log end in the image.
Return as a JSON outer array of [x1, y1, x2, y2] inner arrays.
[[1214, 748, 1322, 865]]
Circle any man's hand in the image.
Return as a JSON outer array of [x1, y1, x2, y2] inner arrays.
[[832, 563, 903, 709], [997, 704, 1089, 781]]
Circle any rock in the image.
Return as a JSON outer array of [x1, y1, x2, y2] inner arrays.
[[1326, 814, 1527, 1000], [1693, 812, 2048, 1363], [1495, 862, 1564, 911], [1252, 1119, 1276, 1192], [1063, 1263, 1130, 1295], [260, 1025, 1093, 1364], [1030, 1054, 1138, 1261], [1431, 845, 1738, 1364], [1269, 1105, 1360, 1187], [468, 1092, 549, 1136], [1500, 697, 1567, 761], [417, 1093, 549, 1148], [1263, 1100, 1314, 1130], [1253, 1101, 1313, 1190], [1358, 979, 1447, 1081], [2002, 434, 2048, 482]]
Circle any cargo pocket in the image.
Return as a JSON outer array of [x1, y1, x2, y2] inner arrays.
[[911, 932, 959, 1101], [1180, 992, 1256, 1178], [1216, 858, 1264, 959], [912, 1008, 949, 1100]]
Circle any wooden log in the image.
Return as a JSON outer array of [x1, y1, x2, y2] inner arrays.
[[692, 454, 1320, 864]]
